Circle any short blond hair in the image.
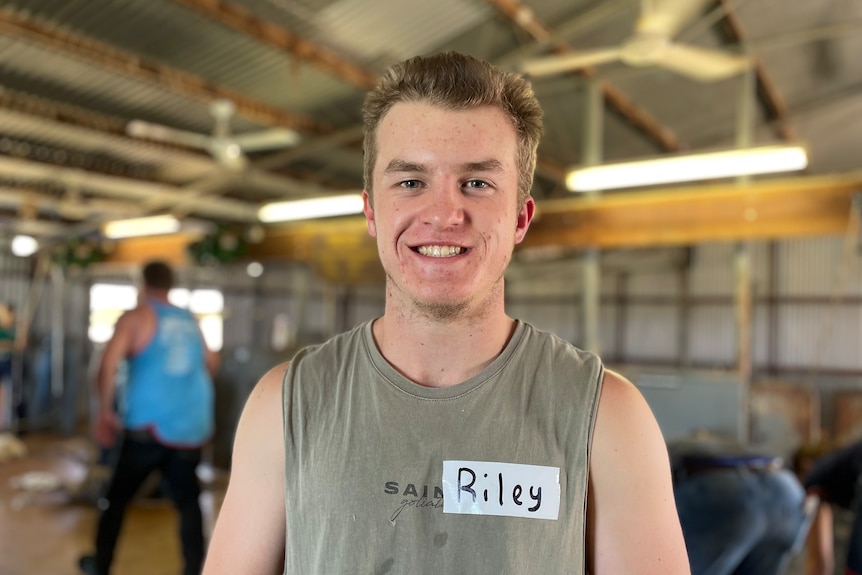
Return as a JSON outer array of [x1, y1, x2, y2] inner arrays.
[[362, 52, 543, 207]]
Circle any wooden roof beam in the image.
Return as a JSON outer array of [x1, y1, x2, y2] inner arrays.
[[0, 86, 128, 136], [715, 0, 795, 141], [0, 7, 324, 134], [105, 174, 862, 284], [526, 173, 862, 249], [486, 0, 681, 152], [170, 0, 378, 91]]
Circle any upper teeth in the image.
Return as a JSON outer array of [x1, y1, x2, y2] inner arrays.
[[418, 245, 462, 257]]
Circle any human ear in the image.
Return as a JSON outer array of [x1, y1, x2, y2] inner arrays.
[[363, 190, 377, 237], [514, 196, 535, 244]]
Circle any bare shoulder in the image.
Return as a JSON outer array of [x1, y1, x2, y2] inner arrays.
[[587, 368, 690, 573], [591, 368, 667, 476], [240, 362, 289, 429], [252, 362, 289, 398], [203, 362, 290, 575], [228, 361, 288, 482], [594, 369, 657, 438], [115, 305, 145, 328]]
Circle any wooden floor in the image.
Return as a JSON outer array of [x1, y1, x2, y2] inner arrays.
[[0, 433, 226, 575]]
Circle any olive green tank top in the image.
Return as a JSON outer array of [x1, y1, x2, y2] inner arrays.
[[282, 319, 603, 574]]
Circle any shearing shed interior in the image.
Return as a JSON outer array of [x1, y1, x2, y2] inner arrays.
[[0, 0, 861, 573]]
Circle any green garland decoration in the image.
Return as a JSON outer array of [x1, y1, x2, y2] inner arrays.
[[51, 238, 108, 269], [187, 224, 247, 265]]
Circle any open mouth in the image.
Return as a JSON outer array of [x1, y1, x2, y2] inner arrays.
[[414, 245, 464, 258]]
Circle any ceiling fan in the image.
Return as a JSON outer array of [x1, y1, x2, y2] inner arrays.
[[519, 0, 750, 82], [126, 99, 301, 170]]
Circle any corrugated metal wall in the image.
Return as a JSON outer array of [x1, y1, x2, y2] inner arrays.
[[4, 233, 861, 441]]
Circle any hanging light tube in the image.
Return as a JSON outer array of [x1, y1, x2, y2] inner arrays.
[[258, 194, 364, 223], [566, 144, 809, 192], [102, 215, 181, 239]]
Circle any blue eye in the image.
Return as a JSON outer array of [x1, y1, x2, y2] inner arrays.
[[465, 180, 489, 189], [400, 180, 422, 189]]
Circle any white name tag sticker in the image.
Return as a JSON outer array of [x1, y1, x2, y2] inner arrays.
[[441, 460, 561, 520]]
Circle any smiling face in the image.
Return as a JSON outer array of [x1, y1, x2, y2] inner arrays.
[[364, 101, 535, 322]]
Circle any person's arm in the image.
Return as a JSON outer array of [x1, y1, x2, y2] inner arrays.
[[203, 363, 287, 575], [93, 310, 136, 447], [587, 369, 691, 574], [12, 314, 27, 353], [806, 500, 834, 575], [192, 320, 221, 378], [204, 346, 221, 378]]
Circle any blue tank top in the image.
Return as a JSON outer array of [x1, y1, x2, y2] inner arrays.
[[123, 298, 214, 447]]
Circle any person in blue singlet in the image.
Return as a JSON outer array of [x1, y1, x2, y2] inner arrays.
[[79, 260, 220, 575]]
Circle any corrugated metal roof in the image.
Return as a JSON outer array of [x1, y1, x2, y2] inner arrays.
[[0, 0, 859, 246]]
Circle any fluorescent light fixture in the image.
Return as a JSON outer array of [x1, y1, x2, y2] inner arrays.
[[11, 235, 38, 257], [566, 144, 809, 192], [258, 194, 364, 223], [102, 215, 181, 239]]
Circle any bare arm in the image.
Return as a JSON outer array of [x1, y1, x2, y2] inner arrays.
[[194, 322, 221, 377], [806, 501, 834, 575], [204, 347, 221, 378], [203, 363, 287, 575], [587, 369, 690, 574], [93, 310, 137, 446]]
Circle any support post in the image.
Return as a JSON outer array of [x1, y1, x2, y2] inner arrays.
[[580, 78, 603, 353]]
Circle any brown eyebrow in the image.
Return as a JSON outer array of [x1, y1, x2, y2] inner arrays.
[[460, 159, 504, 173], [383, 158, 504, 175], [383, 159, 427, 175]]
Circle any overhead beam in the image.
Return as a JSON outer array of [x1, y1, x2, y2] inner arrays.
[[102, 233, 197, 267], [104, 173, 862, 283], [0, 7, 324, 134], [0, 186, 136, 220], [170, 0, 378, 90], [714, 0, 795, 141], [0, 85, 128, 136], [0, 155, 259, 227], [486, 0, 681, 152], [526, 173, 862, 249]]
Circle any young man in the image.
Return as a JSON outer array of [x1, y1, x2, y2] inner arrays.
[[203, 52, 689, 574], [80, 261, 220, 575]]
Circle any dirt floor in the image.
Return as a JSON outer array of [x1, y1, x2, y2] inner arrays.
[[0, 432, 225, 575]]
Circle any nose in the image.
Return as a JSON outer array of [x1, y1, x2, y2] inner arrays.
[[422, 181, 465, 229]]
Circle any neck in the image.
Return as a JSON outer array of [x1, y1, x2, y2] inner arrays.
[[372, 303, 516, 388], [144, 288, 171, 303]]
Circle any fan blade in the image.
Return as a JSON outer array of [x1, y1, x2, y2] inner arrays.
[[233, 128, 301, 152], [520, 48, 622, 77], [659, 43, 750, 82], [637, 0, 712, 38], [126, 120, 211, 150]]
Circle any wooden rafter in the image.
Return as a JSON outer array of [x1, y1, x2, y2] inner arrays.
[[485, 0, 681, 152], [526, 173, 862, 249], [170, 0, 378, 91], [0, 87, 128, 135], [0, 8, 325, 134], [105, 174, 862, 284], [715, 0, 795, 141]]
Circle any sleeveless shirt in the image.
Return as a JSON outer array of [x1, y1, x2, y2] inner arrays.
[[123, 298, 214, 447], [282, 319, 603, 574]]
